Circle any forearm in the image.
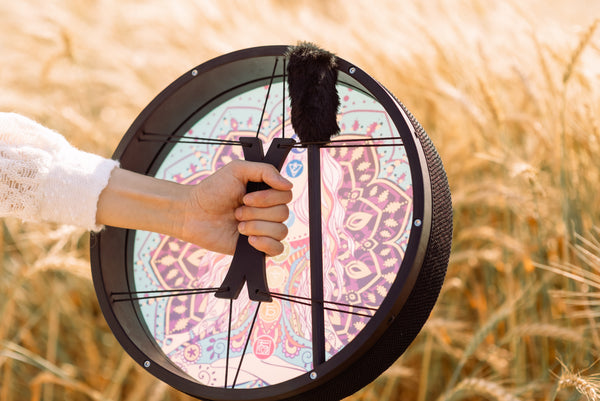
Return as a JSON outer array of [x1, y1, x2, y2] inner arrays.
[[96, 168, 189, 238], [0, 113, 290, 256]]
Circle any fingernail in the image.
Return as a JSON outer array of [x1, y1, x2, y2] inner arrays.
[[280, 176, 293, 187], [238, 222, 246, 234], [242, 193, 252, 205]]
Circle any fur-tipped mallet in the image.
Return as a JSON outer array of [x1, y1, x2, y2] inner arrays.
[[286, 42, 340, 143], [286, 41, 340, 365]]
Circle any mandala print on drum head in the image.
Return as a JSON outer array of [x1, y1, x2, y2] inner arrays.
[[132, 83, 413, 388]]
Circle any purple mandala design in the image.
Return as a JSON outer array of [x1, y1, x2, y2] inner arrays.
[[132, 84, 413, 387]]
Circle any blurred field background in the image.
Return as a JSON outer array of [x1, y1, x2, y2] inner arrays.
[[1, 0, 599, 400]]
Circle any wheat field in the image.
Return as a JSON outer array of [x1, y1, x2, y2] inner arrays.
[[1, 0, 599, 400]]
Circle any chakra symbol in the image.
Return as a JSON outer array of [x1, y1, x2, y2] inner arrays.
[[184, 344, 201, 362], [285, 160, 304, 178], [259, 300, 282, 323], [253, 335, 275, 360]]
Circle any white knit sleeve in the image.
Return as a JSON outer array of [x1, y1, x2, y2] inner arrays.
[[0, 112, 119, 231]]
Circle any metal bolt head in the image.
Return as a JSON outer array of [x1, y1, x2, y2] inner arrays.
[[349, 66, 356, 74], [191, 69, 198, 77], [414, 219, 422, 227], [144, 360, 151, 368], [310, 371, 317, 380]]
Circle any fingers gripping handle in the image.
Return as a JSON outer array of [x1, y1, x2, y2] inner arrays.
[[215, 137, 295, 302]]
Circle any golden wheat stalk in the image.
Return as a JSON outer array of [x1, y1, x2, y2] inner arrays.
[[446, 285, 535, 390], [563, 19, 600, 84], [29, 371, 106, 401], [555, 361, 600, 401], [440, 378, 521, 401], [502, 323, 585, 345]]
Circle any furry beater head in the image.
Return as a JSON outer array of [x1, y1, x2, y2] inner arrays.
[[286, 42, 340, 143]]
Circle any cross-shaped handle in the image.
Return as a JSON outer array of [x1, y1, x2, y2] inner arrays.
[[215, 136, 295, 302]]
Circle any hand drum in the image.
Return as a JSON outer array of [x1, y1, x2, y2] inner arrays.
[[90, 45, 453, 401]]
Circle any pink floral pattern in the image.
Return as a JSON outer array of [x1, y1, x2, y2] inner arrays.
[[132, 84, 413, 387]]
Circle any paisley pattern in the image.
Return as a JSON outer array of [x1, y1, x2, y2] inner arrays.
[[132, 83, 413, 387]]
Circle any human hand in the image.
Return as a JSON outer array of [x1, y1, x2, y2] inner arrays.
[[96, 160, 293, 256], [179, 160, 293, 256]]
